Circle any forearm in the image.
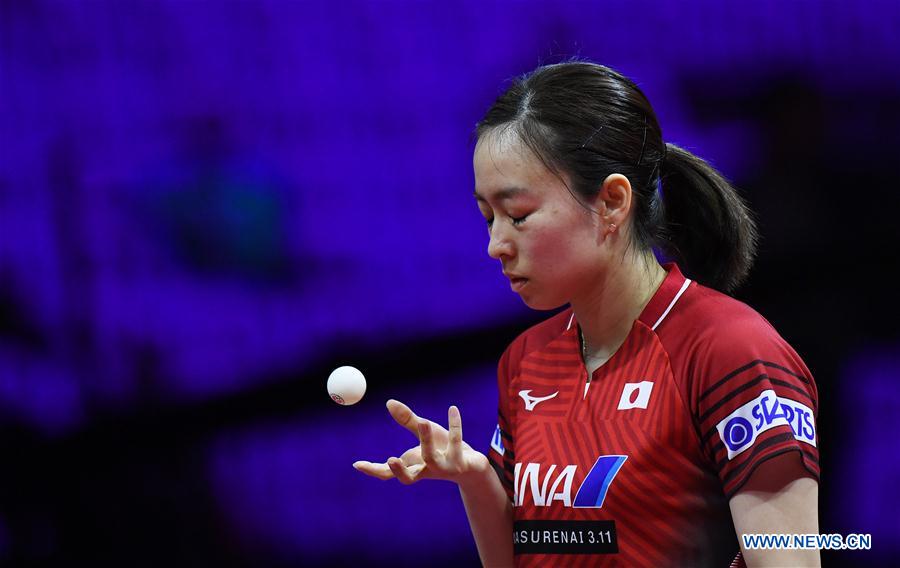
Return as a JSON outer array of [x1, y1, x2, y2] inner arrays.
[[734, 477, 820, 567], [458, 468, 514, 567], [731, 454, 820, 568]]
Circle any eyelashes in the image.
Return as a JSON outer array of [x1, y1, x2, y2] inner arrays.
[[486, 214, 529, 228]]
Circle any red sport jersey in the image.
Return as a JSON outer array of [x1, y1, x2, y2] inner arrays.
[[488, 264, 819, 567]]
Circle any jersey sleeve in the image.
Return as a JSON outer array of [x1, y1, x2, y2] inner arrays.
[[488, 342, 517, 501], [690, 315, 820, 498]]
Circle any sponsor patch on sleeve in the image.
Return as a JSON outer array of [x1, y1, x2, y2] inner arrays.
[[491, 424, 505, 456], [716, 389, 816, 460]]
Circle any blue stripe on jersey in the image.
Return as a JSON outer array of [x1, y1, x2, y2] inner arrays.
[[490, 424, 505, 455], [573, 455, 627, 508]]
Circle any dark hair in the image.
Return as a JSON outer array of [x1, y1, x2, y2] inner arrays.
[[476, 61, 758, 293]]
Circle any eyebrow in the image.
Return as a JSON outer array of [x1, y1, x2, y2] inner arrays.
[[473, 187, 529, 202]]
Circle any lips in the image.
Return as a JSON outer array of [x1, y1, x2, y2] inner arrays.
[[506, 274, 528, 292]]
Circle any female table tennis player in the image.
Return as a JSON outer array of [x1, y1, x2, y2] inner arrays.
[[355, 61, 819, 567]]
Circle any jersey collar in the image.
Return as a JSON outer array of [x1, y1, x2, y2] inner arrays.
[[637, 263, 691, 331], [564, 263, 691, 335]]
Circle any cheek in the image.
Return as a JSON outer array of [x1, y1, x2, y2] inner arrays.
[[529, 224, 596, 274]]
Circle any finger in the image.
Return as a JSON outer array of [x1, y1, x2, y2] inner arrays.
[[447, 405, 463, 462], [388, 457, 417, 485], [352, 460, 394, 481], [419, 421, 438, 466], [386, 399, 422, 437]]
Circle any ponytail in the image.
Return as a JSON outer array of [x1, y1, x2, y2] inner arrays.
[[659, 143, 758, 293]]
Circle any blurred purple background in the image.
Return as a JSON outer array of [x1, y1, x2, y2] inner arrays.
[[1, 1, 898, 566]]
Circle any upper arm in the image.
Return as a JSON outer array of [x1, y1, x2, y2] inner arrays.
[[688, 313, 820, 499], [679, 305, 822, 565], [729, 452, 820, 567]]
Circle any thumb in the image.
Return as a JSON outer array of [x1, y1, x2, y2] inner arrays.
[[386, 399, 424, 437]]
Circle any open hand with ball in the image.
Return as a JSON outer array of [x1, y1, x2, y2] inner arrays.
[[353, 400, 490, 488]]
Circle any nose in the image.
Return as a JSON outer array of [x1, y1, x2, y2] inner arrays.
[[487, 224, 514, 260]]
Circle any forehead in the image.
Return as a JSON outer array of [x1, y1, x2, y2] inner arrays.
[[473, 130, 565, 203]]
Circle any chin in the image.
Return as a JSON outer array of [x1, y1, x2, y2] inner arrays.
[[519, 292, 568, 312]]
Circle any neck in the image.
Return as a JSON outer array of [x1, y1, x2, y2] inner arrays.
[[573, 252, 667, 363]]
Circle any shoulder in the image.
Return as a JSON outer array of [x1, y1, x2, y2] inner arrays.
[[663, 285, 820, 498], [657, 280, 816, 420], [656, 280, 816, 418], [658, 281, 801, 367], [665, 282, 774, 337]]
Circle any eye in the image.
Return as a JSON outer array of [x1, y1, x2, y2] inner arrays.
[[485, 217, 494, 228], [511, 214, 529, 226]]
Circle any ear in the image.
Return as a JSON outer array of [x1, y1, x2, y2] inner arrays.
[[594, 174, 632, 229]]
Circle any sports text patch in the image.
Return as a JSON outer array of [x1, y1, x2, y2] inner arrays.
[[716, 389, 816, 459]]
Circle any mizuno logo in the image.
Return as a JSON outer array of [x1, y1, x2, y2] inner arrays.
[[518, 390, 559, 411]]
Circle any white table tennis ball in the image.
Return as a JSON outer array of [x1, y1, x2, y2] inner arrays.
[[327, 365, 366, 405]]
